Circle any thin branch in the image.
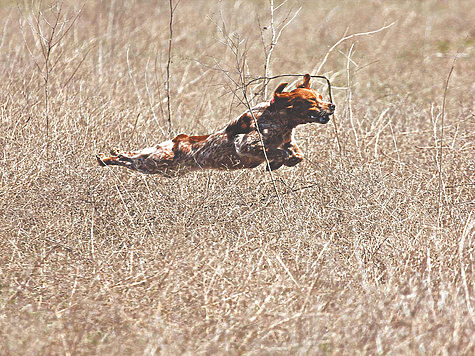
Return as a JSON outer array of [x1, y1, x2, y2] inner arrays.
[[346, 43, 360, 156], [313, 21, 396, 75], [34, 9, 48, 59], [437, 55, 457, 235], [154, 48, 167, 124], [212, 15, 285, 211], [61, 45, 92, 89], [459, 211, 474, 323], [331, 112, 343, 157], [145, 58, 161, 129], [263, 1, 301, 100], [165, 0, 177, 131], [263, 0, 276, 100], [18, 18, 43, 76], [126, 45, 143, 106], [275, 6, 301, 43], [51, 4, 84, 48], [18, 0, 84, 156], [238, 61, 285, 215]]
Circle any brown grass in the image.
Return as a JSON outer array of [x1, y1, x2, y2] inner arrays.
[[1, 0, 474, 354]]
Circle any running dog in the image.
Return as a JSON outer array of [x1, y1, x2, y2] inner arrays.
[[96, 74, 335, 176]]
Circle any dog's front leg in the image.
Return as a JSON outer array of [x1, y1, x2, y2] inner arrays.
[[282, 141, 304, 167], [234, 133, 289, 170]]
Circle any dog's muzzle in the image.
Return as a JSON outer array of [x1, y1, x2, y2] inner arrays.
[[309, 103, 335, 124], [310, 113, 331, 124], [311, 111, 334, 124], [315, 114, 331, 124]]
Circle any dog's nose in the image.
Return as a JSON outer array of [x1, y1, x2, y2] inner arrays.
[[328, 103, 335, 112]]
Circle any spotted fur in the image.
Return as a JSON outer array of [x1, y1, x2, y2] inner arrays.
[[96, 74, 335, 176]]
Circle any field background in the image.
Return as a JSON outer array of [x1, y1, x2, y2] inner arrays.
[[1, 0, 473, 354]]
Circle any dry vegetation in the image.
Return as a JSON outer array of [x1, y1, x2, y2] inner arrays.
[[1, 0, 474, 354]]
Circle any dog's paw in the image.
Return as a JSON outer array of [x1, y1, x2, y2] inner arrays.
[[284, 155, 304, 167], [110, 147, 120, 156], [96, 154, 107, 167], [266, 160, 284, 171]]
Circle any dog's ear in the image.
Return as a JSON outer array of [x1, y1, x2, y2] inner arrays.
[[270, 83, 290, 109], [274, 82, 288, 95], [272, 82, 289, 102], [297, 73, 311, 89]]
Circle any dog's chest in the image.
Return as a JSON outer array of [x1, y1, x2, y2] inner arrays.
[[259, 122, 291, 147]]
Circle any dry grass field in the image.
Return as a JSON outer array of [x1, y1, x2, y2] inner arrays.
[[1, 0, 474, 354]]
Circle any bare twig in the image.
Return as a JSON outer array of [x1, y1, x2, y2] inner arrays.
[[18, 0, 84, 155], [346, 43, 360, 157], [238, 64, 284, 213], [211, 15, 286, 213], [389, 122, 403, 172], [459, 211, 474, 323], [437, 55, 457, 235], [62, 45, 92, 89], [165, 0, 179, 132], [312, 22, 396, 75], [263, 0, 301, 100], [145, 58, 162, 130], [154, 48, 167, 125], [263, 0, 276, 100], [331, 112, 343, 157], [126, 45, 143, 106]]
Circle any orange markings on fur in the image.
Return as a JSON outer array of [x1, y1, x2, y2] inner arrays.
[[96, 74, 335, 176]]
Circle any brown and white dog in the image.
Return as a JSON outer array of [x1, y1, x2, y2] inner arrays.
[[96, 74, 335, 176]]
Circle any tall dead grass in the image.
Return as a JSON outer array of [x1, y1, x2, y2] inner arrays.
[[0, 0, 473, 354]]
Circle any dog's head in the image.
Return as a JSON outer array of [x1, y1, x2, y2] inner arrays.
[[271, 74, 335, 125]]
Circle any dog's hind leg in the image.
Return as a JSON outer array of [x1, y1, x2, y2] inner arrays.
[[96, 150, 139, 170], [96, 146, 174, 174], [96, 154, 122, 167]]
